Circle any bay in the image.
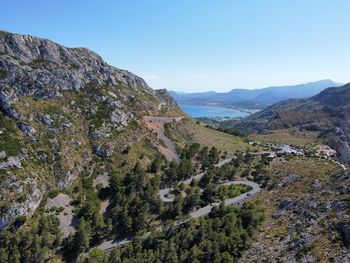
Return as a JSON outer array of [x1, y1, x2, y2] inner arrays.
[[179, 103, 249, 118]]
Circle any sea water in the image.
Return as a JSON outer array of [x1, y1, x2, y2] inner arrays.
[[179, 103, 249, 118]]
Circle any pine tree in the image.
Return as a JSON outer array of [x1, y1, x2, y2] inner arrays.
[[75, 218, 92, 253]]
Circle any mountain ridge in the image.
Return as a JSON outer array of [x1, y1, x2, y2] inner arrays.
[[170, 79, 342, 109], [1, 31, 350, 263], [235, 82, 350, 164]]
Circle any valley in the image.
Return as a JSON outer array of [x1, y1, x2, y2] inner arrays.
[[94, 156, 261, 252], [0, 31, 349, 263]]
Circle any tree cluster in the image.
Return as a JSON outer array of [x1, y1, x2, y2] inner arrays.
[[83, 203, 264, 263]]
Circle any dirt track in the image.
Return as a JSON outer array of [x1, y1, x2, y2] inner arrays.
[[142, 116, 182, 162]]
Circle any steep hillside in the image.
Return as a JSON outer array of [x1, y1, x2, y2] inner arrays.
[[171, 79, 341, 109], [0, 33, 264, 263], [1, 31, 349, 263], [0, 31, 181, 228], [235, 83, 350, 164]]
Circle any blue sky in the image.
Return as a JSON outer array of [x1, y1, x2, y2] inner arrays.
[[1, 0, 350, 92]]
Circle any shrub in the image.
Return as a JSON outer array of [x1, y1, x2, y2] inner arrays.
[[0, 112, 22, 156], [56, 206, 65, 213], [0, 69, 7, 80], [48, 190, 59, 199]]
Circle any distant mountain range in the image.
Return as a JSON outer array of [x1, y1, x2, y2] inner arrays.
[[170, 79, 342, 110], [235, 82, 350, 163]]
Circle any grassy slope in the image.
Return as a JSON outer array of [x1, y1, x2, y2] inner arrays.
[[249, 128, 321, 146], [166, 117, 254, 155]]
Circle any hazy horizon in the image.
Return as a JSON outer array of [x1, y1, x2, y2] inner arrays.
[[169, 79, 343, 93], [2, 0, 350, 92]]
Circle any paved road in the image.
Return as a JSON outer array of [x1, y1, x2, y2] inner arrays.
[[159, 157, 234, 203], [190, 180, 260, 218], [94, 140, 344, 254], [159, 157, 260, 219], [143, 116, 183, 124], [97, 237, 132, 251], [93, 157, 261, 253]]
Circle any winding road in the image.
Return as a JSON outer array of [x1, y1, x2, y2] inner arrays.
[[94, 157, 261, 253], [159, 157, 237, 202], [190, 180, 260, 218], [90, 117, 261, 254], [159, 157, 261, 218]]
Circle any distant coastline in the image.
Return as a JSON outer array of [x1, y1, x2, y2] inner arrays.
[[178, 103, 252, 118], [179, 102, 260, 116]]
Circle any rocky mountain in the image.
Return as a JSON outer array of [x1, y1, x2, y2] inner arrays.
[[170, 79, 341, 109], [0, 31, 180, 227], [235, 83, 350, 164], [1, 31, 349, 263]]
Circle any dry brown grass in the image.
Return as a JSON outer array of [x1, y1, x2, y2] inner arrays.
[[171, 118, 254, 154], [249, 128, 320, 146], [249, 156, 344, 261]]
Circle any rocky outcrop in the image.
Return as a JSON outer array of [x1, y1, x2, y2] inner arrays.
[[0, 31, 165, 134], [240, 171, 350, 262], [0, 32, 154, 101], [0, 177, 42, 228], [0, 31, 180, 229], [0, 155, 24, 169], [324, 122, 350, 164], [337, 222, 350, 245], [93, 145, 112, 158], [155, 89, 180, 110]]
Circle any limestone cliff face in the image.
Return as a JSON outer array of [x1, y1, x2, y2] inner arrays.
[[0, 31, 159, 117], [0, 31, 178, 228], [0, 32, 153, 96]]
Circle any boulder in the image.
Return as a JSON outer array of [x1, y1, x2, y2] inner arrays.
[[336, 222, 350, 245], [0, 151, 6, 160], [93, 145, 112, 158], [16, 121, 36, 135], [279, 198, 294, 210], [41, 114, 54, 125]]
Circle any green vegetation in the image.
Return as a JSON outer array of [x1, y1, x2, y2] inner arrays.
[[70, 63, 80, 70], [163, 122, 173, 139], [0, 215, 61, 262], [249, 129, 320, 146], [0, 69, 7, 80], [43, 104, 76, 127], [162, 144, 219, 184], [28, 58, 56, 69], [0, 30, 9, 36], [168, 118, 253, 155], [252, 156, 344, 260], [0, 87, 269, 262], [78, 83, 113, 129], [204, 183, 252, 203], [83, 203, 264, 262], [44, 105, 62, 115], [0, 32, 280, 263], [148, 154, 164, 174], [0, 128, 265, 262], [0, 111, 22, 156], [88, 102, 111, 128], [63, 177, 111, 260], [109, 166, 161, 236], [1, 30, 349, 262], [197, 118, 249, 137]]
